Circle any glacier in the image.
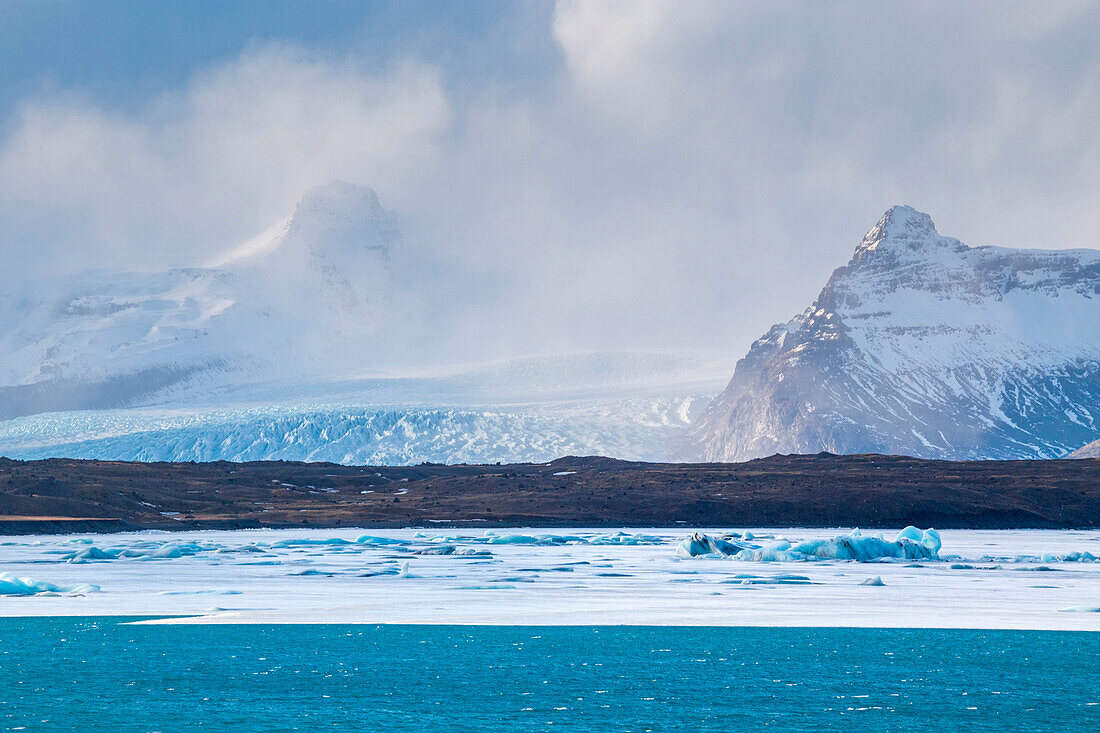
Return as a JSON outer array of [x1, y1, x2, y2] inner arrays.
[[0, 180, 732, 465], [0, 387, 715, 464]]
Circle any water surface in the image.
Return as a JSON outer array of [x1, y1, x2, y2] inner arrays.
[[1, 619, 1096, 731]]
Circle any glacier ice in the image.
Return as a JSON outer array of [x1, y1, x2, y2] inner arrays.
[[63, 541, 210, 562], [678, 527, 942, 562], [2, 527, 1100, 629], [677, 533, 751, 558], [0, 572, 98, 595]]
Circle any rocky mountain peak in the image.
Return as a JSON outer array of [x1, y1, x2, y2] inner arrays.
[[696, 207, 1100, 462], [851, 205, 947, 266]]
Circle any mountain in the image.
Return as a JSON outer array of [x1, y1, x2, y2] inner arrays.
[[0, 181, 729, 463], [1069, 439, 1100, 458], [696, 206, 1100, 461], [0, 182, 396, 419]]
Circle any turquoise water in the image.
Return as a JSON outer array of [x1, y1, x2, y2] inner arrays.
[[1, 620, 1097, 731]]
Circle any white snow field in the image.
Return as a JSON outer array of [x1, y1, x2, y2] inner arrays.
[[1, 527, 1098, 630]]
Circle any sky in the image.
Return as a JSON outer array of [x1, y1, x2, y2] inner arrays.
[[2, 0, 1099, 364]]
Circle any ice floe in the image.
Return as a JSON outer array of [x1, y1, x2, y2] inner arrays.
[[0, 572, 98, 596], [1, 527, 1098, 630], [677, 527, 942, 562]]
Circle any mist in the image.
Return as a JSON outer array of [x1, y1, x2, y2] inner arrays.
[[2, 0, 1098, 367]]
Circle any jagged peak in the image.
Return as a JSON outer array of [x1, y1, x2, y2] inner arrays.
[[851, 205, 940, 264]]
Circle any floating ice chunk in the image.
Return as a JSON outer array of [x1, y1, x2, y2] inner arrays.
[[151, 544, 182, 559], [1059, 606, 1100, 613], [359, 567, 401, 577], [62, 541, 212, 562], [1015, 566, 1060, 572], [64, 546, 121, 563], [0, 572, 98, 595], [1040, 551, 1098, 562], [896, 526, 941, 554], [589, 532, 663, 545], [860, 576, 886, 586], [676, 532, 751, 558], [270, 538, 353, 548], [414, 545, 456, 555], [722, 574, 813, 585], [354, 535, 407, 546], [487, 534, 542, 545], [679, 528, 942, 562], [214, 544, 266, 553]]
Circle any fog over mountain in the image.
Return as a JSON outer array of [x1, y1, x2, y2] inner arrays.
[[3, 2, 1100, 365]]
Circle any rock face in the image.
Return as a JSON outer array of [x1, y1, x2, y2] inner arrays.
[[697, 206, 1100, 461]]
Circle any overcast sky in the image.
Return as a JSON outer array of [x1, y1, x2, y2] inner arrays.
[[2, 0, 1098, 362]]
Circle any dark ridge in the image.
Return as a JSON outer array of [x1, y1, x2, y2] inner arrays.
[[0, 453, 1097, 534]]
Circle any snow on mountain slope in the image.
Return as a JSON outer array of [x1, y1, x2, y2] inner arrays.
[[696, 206, 1100, 461], [0, 181, 395, 420], [1069, 438, 1100, 458]]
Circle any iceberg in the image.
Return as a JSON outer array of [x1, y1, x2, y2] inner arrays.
[[63, 541, 210, 562], [354, 535, 408, 546], [270, 538, 353, 548], [676, 533, 752, 558], [0, 572, 98, 595], [678, 527, 942, 562]]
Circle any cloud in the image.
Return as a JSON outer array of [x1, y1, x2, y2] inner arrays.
[[1, 2, 1098, 365], [541, 1, 1100, 333], [0, 43, 449, 274]]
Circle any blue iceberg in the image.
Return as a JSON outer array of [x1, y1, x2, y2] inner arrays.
[[678, 527, 942, 562]]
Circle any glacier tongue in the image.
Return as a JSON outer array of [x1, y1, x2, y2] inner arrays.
[[696, 205, 1100, 461], [0, 398, 705, 465]]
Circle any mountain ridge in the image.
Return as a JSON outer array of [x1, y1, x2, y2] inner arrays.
[[696, 206, 1100, 461]]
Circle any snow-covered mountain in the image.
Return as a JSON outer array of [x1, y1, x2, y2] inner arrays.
[[1069, 438, 1100, 458], [696, 205, 1100, 461], [0, 181, 396, 420], [0, 181, 729, 464]]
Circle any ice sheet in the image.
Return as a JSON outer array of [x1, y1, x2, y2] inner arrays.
[[0, 527, 1097, 630]]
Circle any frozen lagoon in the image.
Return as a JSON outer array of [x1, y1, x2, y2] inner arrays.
[[1, 527, 1098, 629]]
